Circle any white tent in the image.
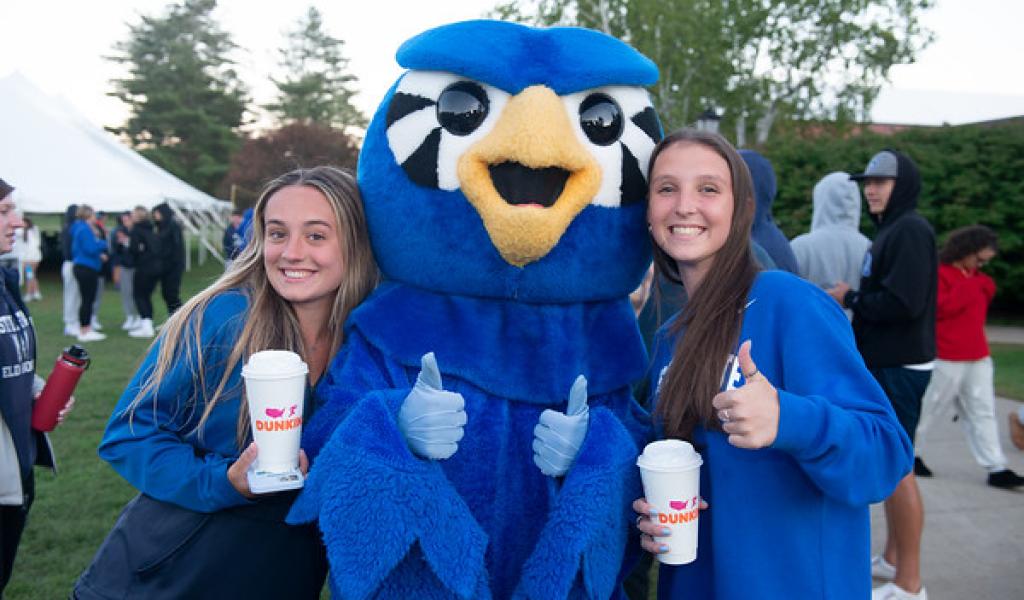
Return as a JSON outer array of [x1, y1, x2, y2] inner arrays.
[[0, 72, 231, 263]]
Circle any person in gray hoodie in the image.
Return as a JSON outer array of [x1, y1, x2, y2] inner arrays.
[[791, 172, 872, 295]]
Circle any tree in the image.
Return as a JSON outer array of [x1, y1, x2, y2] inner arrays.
[[108, 0, 248, 194], [265, 6, 367, 129], [218, 122, 360, 205], [492, 0, 933, 144]]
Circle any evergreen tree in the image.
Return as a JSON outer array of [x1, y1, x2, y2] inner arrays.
[[266, 6, 367, 129], [493, 0, 934, 144], [108, 0, 248, 193]]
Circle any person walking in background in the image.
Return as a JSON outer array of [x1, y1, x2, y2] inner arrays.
[[18, 217, 42, 302], [127, 207, 160, 339], [74, 167, 377, 599], [791, 172, 872, 315], [0, 178, 74, 597], [70, 205, 109, 342], [828, 150, 936, 600], [913, 225, 1024, 490], [152, 203, 184, 316], [739, 149, 800, 274], [61, 204, 81, 337], [222, 208, 243, 270], [112, 211, 140, 331]]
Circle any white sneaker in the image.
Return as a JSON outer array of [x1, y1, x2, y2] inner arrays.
[[64, 325, 80, 337], [77, 330, 107, 342], [91, 317, 103, 331], [129, 318, 155, 338], [121, 316, 139, 330], [33, 292, 42, 301], [871, 555, 896, 580], [872, 582, 927, 600]]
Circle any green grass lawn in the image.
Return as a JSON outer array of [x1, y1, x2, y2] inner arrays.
[[992, 343, 1024, 402], [5, 258, 1023, 598]]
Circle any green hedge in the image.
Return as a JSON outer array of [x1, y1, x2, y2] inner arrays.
[[761, 121, 1024, 312]]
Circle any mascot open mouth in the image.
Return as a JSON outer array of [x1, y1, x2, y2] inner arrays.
[[489, 162, 569, 208], [457, 85, 601, 267]]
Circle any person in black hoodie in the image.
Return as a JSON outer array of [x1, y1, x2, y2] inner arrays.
[[127, 207, 161, 338], [828, 149, 936, 600], [152, 203, 184, 316]]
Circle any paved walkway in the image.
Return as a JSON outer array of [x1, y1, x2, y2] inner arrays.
[[986, 325, 1024, 345], [870, 395, 1024, 599]]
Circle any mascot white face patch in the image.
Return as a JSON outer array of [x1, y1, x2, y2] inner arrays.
[[385, 71, 659, 209]]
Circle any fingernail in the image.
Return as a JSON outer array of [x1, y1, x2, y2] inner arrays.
[[660, 527, 671, 536], [649, 509, 658, 518], [658, 544, 670, 554]]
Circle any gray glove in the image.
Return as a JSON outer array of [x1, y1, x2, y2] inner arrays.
[[533, 375, 590, 477], [398, 353, 467, 460]]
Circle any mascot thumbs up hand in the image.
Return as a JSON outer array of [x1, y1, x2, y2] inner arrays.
[[533, 375, 590, 477], [399, 352, 468, 459]]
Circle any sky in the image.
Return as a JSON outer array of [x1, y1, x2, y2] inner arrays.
[[1, 0, 1022, 130]]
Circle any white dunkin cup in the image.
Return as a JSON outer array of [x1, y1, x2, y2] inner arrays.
[[637, 439, 703, 565], [241, 350, 308, 473]]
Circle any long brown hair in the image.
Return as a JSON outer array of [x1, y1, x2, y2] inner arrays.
[[649, 129, 759, 440], [127, 166, 379, 445]]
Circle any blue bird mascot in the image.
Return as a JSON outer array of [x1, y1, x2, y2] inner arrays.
[[289, 20, 662, 599]]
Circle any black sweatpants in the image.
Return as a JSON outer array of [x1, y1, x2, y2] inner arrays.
[[73, 264, 100, 328], [160, 267, 183, 316], [133, 269, 158, 320], [0, 471, 34, 597]]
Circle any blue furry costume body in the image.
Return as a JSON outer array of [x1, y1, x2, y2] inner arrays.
[[290, 21, 662, 599]]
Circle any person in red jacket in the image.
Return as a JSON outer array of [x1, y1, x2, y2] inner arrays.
[[913, 225, 1024, 490]]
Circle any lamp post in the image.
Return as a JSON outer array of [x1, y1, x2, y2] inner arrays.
[[696, 108, 721, 134]]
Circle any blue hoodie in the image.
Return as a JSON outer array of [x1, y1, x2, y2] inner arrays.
[[70, 219, 109, 272], [651, 271, 911, 599], [740, 150, 800, 274]]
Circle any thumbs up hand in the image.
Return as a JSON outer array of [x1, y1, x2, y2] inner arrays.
[[711, 340, 779, 449], [398, 353, 467, 460], [533, 375, 590, 477]]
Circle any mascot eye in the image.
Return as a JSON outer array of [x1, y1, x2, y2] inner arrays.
[[437, 81, 490, 136], [579, 93, 624, 146]]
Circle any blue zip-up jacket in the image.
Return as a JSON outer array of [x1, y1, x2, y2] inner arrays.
[[98, 291, 252, 512], [650, 271, 911, 600], [70, 220, 109, 272]]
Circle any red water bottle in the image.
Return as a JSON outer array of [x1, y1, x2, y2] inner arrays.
[[32, 345, 90, 432]]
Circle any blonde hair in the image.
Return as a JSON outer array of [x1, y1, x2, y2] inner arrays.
[[76, 204, 95, 220], [127, 166, 379, 445]]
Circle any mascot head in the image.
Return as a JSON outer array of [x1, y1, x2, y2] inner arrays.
[[358, 20, 661, 303]]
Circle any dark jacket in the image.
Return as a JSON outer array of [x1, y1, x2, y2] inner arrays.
[[0, 267, 55, 484], [740, 150, 800, 274], [845, 150, 937, 368], [153, 203, 185, 273], [112, 223, 135, 269], [130, 220, 162, 277], [60, 204, 79, 262]]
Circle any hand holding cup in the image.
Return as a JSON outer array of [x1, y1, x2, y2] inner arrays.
[[712, 340, 779, 449]]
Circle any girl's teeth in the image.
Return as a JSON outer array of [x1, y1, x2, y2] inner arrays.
[[671, 226, 702, 236], [284, 270, 310, 278]]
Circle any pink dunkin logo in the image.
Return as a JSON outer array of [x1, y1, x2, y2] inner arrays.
[[256, 404, 301, 432], [660, 496, 700, 525], [264, 404, 298, 419]]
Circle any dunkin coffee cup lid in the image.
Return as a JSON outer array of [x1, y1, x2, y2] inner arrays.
[[637, 439, 703, 472], [242, 350, 308, 380]]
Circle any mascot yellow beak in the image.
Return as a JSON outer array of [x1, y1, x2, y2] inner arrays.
[[457, 86, 602, 267]]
